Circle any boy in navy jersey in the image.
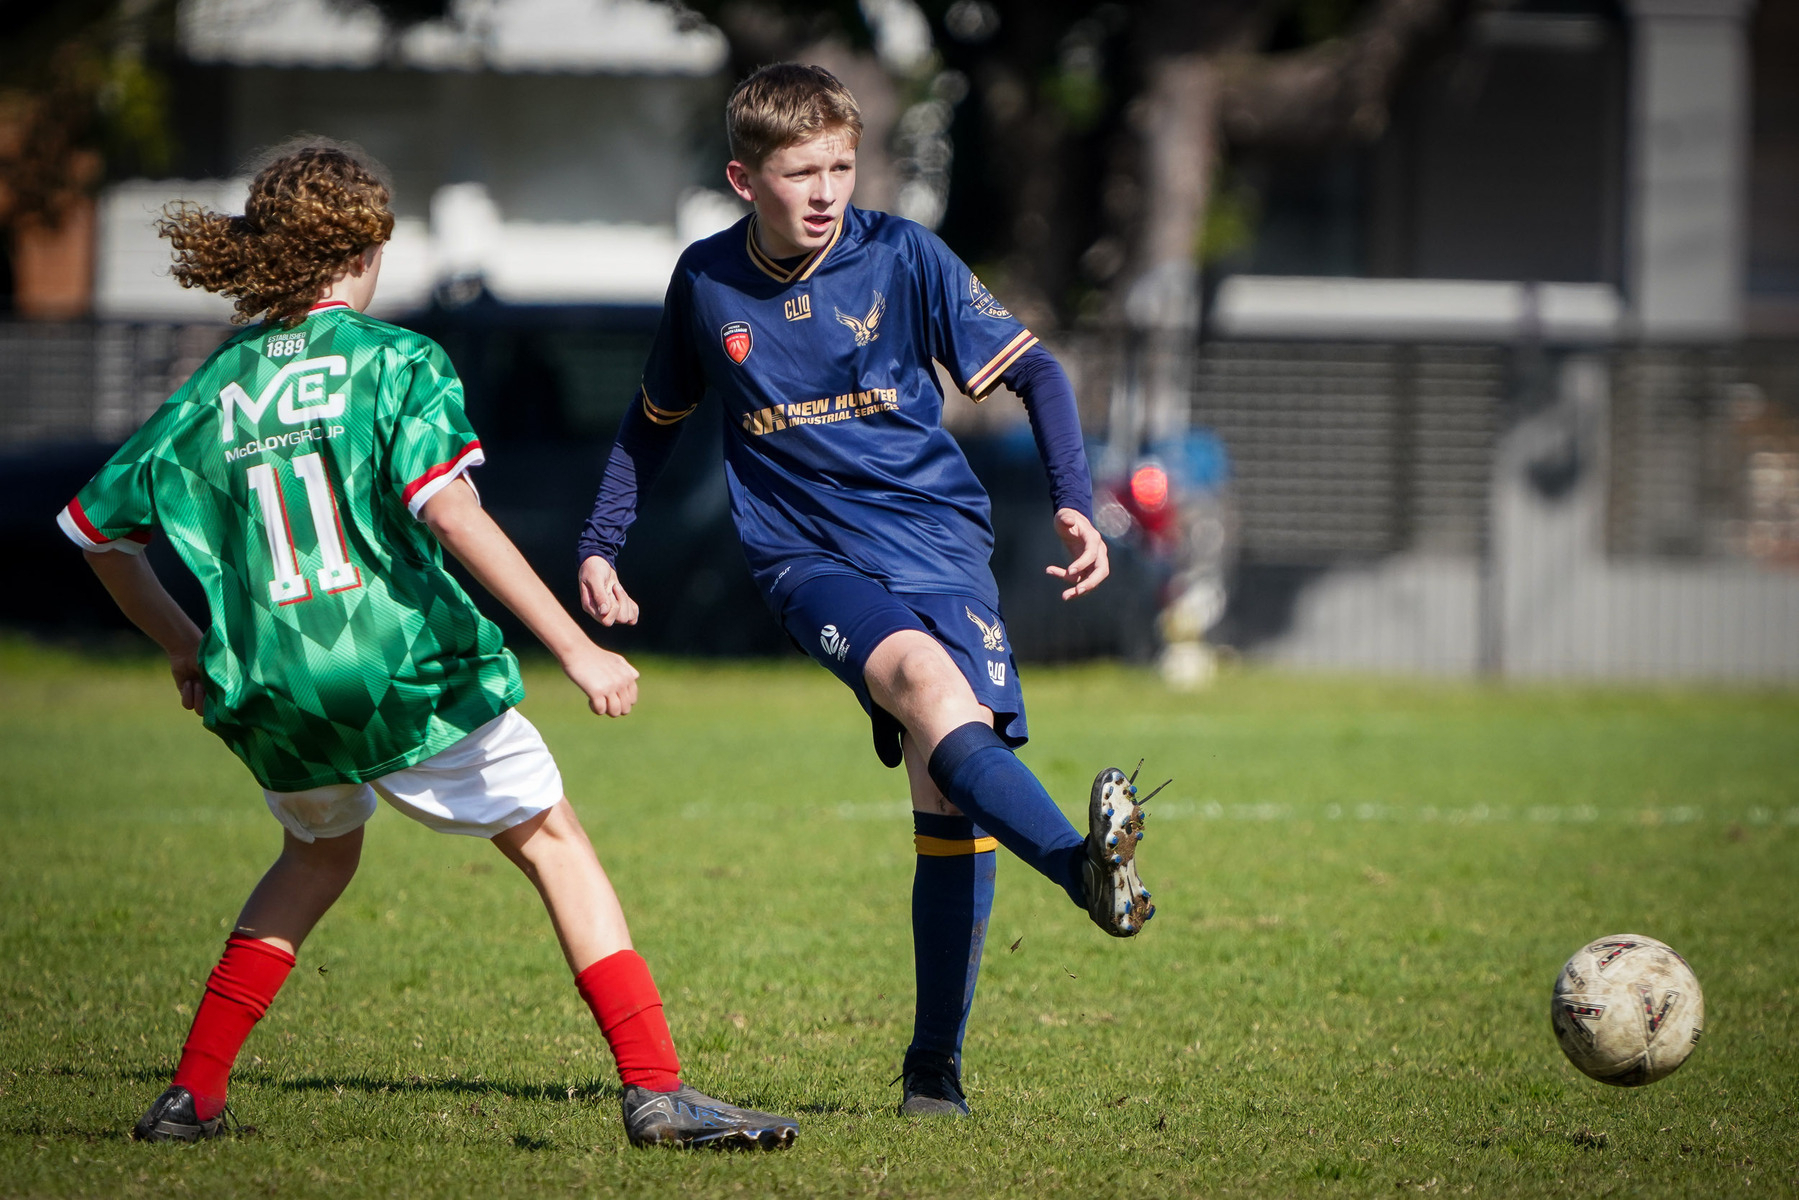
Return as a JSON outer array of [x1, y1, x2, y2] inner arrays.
[[578, 64, 1158, 1117]]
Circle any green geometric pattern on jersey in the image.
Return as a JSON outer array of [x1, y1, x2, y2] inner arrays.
[[66, 308, 523, 791]]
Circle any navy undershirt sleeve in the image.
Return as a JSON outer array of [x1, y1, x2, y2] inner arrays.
[[999, 344, 1093, 519], [576, 400, 684, 566]]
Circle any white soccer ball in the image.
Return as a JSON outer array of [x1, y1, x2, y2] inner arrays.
[[1551, 933, 1705, 1087]]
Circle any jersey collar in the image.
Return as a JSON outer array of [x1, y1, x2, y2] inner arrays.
[[745, 213, 843, 284], [308, 299, 354, 314]]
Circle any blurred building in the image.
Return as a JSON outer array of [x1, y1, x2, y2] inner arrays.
[[97, 0, 742, 319]]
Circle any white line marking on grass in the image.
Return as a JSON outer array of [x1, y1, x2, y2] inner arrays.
[[1144, 802, 1799, 826], [673, 799, 1799, 829]]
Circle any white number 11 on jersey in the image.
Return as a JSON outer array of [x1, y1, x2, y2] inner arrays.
[[246, 451, 362, 604]]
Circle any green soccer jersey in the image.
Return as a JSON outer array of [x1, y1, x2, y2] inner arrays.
[[58, 301, 524, 791]]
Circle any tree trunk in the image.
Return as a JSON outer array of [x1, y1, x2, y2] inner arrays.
[[1112, 53, 1221, 456]]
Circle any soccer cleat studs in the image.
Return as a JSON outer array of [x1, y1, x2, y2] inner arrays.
[[1083, 765, 1163, 938]]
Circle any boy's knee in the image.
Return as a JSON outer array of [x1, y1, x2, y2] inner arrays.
[[282, 828, 362, 882], [874, 635, 963, 702], [493, 799, 584, 869]]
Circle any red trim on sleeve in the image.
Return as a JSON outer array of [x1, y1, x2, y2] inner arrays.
[[402, 439, 483, 507], [66, 498, 106, 544]]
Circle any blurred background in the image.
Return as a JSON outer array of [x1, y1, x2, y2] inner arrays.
[[2, 0, 1796, 682]]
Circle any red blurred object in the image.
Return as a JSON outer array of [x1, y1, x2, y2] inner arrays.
[[1130, 463, 1169, 512], [1104, 460, 1180, 552]]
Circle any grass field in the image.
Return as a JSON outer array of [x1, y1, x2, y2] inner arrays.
[[1, 638, 1795, 1198]]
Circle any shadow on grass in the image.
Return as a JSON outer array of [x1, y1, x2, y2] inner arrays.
[[0, 1121, 133, 1143], [271, 1074, 808, 1118], [29, 1063, 814, 1127], [270, 1074, 620, 1103]]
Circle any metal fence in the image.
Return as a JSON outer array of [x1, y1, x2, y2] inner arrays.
[[1053, 333, 1799, 680], [6, 317, 1798, 679], [0, 321, 231, 449]]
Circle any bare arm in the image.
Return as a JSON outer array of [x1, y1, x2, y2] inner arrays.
[[422, 478, 638, 717], [85, 549, 207, 715]]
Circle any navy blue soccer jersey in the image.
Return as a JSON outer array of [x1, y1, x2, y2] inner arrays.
[[627, 206, 1042, 608]]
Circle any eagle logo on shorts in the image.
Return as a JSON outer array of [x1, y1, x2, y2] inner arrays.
[[834, 291, 885, 346], [966, 607, 1005, 652], [722, 321, 753, 364]]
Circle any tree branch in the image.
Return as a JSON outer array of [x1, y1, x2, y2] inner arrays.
[[1217, 0, 1462, 146]]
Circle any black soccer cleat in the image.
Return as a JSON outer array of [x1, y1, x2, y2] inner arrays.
[[1083, 763, 1165, 937], [620, 1084, 797, 1150], [131, 1086, 227, 1143], [895, 1048, 970, 1117]]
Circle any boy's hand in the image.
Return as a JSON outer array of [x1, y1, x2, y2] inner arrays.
[[578, 556, 640, 627], [563, 643, 640, 717], [169, 645, 206, 717], [1046, 508, 1110, 600]]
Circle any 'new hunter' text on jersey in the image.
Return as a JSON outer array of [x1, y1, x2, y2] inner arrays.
[[637, 205, 1039, 608], [57, 304, 523, 791]]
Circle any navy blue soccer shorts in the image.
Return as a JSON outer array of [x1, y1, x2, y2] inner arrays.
[[778, 572, 1028, 768]]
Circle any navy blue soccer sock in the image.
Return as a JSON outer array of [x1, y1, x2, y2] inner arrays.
[[908, 812, 997, 1067], [927, 722, 1086, 906]]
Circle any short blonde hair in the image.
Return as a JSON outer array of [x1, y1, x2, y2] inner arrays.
[[727, 63, 862, 167]]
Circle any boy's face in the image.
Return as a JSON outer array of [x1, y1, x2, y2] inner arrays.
[[726, 128, 857, 260]]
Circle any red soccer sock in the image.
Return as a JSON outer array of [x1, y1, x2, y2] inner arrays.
[[575, 949, 682, 1092], [170, 934, 296, 1121]]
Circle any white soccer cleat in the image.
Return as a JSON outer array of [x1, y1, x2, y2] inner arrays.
[[1082, 763, 1165, 937]]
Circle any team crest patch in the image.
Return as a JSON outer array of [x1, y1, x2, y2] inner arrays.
[[722, 321, 753, 364], [969, 274, 1011, 318], [834, 291, 885, 346]]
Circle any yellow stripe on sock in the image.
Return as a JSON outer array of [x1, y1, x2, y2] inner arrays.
[[915, 834, 1000, 857]]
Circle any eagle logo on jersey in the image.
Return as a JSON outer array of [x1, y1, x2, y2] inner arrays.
[[834, 291, 886, 346], [969, 274, 1011, 318], [966, 607, 1005, 652], [722, 321, 753, 364]]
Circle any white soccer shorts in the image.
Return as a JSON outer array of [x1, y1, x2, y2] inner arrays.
[[263, 708, 564, 842]]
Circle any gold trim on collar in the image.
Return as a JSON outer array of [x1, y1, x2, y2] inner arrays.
[[746, 215, 843, 284]]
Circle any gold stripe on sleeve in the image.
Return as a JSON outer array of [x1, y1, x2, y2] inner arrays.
[[642, 386, 698, 426], [965, 331, 1039, 400]]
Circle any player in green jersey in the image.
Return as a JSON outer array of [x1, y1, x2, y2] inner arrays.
[[59, 139, 796, 1150]]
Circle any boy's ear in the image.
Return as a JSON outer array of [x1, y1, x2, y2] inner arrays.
[[725, 160, 757, 204]]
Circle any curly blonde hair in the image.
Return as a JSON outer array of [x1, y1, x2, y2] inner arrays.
[[159, 137, 395, 328]]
